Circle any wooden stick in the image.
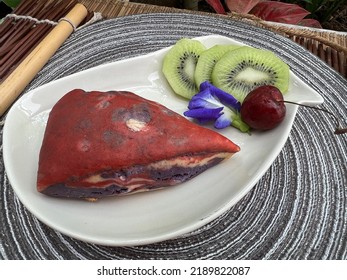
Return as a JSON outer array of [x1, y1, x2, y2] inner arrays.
[[0, 3, 88, 116]]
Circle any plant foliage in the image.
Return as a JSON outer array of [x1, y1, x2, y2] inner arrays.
[[204, 0, 345, 28], [2, 0, 21, 8]]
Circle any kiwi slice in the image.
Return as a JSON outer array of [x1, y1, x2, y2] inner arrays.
[[194, 45, 241, 88], [162, 38, 206, 99], [211, 46, 290, 102]]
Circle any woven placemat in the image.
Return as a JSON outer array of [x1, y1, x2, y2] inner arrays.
[[1, 13, 346, 259]]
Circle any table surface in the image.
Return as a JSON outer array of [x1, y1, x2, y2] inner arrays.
[[1, 13, 347, 260]]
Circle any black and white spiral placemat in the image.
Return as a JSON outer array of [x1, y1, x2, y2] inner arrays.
[[1, 13, 346, 260]]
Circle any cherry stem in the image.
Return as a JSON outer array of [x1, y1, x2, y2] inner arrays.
[[279, 100, 347, 135]]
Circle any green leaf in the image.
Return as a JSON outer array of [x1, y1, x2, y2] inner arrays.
[[305, 0, 326, 13], [3, 0, 21, 8]]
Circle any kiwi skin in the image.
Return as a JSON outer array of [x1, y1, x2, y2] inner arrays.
[[212, 46, 290, 102], [194, 44, 241, 88], [162, 38, 206, 99]]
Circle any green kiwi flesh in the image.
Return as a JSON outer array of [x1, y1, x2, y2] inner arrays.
[[212, 46, 290, 102], [162, 38, 206, 99], [194, 44, 241, 88]]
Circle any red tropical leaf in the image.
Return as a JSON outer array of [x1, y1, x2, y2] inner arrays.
[[250, 1, 311, 24], [225, 0, 264, 14], [298, 18, 322, 29], [205, 0, 226, 14]]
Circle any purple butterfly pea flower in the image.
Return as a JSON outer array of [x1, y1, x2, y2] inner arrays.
[[184, 107, 223, 121], [198, 81, 241, 111], [184, 81, 248, 130]]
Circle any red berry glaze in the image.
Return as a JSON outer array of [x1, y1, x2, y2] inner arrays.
[[240, 85, 286, 130]]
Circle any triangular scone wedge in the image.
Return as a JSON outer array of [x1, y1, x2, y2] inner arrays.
[[37, 89, 240, 199]]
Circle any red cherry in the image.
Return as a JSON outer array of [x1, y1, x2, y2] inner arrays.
[[240, 85, 286, 130]]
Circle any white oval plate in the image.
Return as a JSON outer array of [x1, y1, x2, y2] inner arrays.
[[3, 35, 323, 246]]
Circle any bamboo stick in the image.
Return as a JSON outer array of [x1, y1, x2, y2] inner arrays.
[[0, 0, 78, 80], [0, 3, 88, 116]]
